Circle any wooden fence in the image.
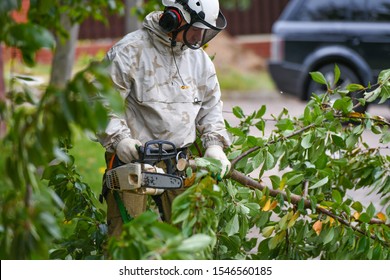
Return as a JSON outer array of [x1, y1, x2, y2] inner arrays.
[[79, 0, 290, 39]]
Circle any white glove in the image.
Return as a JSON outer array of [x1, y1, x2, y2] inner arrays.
[[143, 164, 164, 174], [204, 145, 231, 178], [138, 164, 165, 195], [116, 138, 142, 163]]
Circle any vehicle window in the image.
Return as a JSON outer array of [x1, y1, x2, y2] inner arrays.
[[288, 0, 367, 21], [368, 0, 390, 22], [349, 0, 368, 21]]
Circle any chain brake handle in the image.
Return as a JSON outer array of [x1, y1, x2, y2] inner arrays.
[[137, 140, 177, 163]]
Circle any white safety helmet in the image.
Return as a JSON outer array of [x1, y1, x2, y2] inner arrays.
[[161, 0, 227, 49]]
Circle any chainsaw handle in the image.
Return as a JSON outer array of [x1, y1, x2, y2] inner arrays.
[[137, 140, 177, 162]]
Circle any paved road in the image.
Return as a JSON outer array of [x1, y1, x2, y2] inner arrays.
[[221, 90, 389, 211]]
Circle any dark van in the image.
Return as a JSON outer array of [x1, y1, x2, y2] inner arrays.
[[267, 0, 390, 108]]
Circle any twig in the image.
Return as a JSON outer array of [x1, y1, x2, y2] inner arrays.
[[230, 123, 316, 168], [337, 113, 390, 126]]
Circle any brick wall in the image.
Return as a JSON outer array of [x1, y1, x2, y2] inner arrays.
[[79, 0, 290, 39]]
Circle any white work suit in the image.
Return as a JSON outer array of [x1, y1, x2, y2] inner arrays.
[[98, 11, 231, 236], [98, 11, 231, 153]]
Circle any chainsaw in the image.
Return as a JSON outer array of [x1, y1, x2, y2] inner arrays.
[[104, 140, 185, 195]]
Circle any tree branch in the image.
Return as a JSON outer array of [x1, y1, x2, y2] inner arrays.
[[228, 169, 390, 245]]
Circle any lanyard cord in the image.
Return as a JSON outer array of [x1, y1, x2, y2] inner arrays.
[[171, 46, 187, 89]]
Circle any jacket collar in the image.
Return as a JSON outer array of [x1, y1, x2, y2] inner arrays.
[[143, 11, 188, 55]]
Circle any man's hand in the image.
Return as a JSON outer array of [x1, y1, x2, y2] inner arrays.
[[204, 145, 231, 178], [116, 138, 142, 163]]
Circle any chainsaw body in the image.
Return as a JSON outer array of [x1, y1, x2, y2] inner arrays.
[[105, 163, 183, 191], [105, 140, 185, 194]]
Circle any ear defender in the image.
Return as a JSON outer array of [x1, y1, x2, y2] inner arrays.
[[159, 8, 183, 33]]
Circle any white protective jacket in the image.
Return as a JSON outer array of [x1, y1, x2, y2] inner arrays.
[[98, 12, 231, 153]]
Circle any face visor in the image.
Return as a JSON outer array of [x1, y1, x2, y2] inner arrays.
[[180, 10, 227, 49]]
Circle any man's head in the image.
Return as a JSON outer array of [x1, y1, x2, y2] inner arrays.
[[159, 0, 227, 49]]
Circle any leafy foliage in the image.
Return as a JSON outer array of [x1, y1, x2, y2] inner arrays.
[[105, 66, 390, 260], [0, 0, 122, 66], [0, 58, 121, 259], [0, 1, 389, 260], [220, 65, 390, 259]]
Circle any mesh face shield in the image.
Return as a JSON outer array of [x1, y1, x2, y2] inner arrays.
[[181, 10, 227, 49]]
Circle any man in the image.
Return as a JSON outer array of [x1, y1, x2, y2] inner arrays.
[[98, 0, 231, 237]]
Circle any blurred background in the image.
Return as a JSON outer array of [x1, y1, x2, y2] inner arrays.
[[0, 0, 289, 93]]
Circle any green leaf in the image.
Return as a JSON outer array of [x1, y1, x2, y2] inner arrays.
[[356, 236, 369, 254], [255, 105, 266, 118], [225, 214, 240, 236], [323, 227, 335, 245], [381, 128, 390, 144], [255, 120, 265, 133], [237, 203, 250, 215], [310, 71, 328, 86], [286, 174, 304, 186], [333, 64, 340, 86], [279, 213, 289, 230], [232, 106, 245, 118], [314, 153, 328, 169], [262, 226, 274, 238], [359, 213, 371, 223], [252, 150, 264, 170], [351, 201, 363, 212], [303, 106, 313, 123], [309, 176, 328, 189], [6, 23, 55, 50], [172, 208, 190, 224], [346, 134, 359, 148], [365, 87, 381, 103], [245, 202, 260, 213], [333, 97, 353, 114], [346, 84, 365, 92], [301, 133, 313, 149], [176, 234, 212, 253], [257, 211, 271, 228], [366, 203, 376, 219], [269, 230, 286, 250], [298, 198, 305, 212], [218, 234, 241, 252], [227, 127, 246, 137], [378, 69, 390, 84], [332, 189, 342, 204], [275, 118, 294, 131], [270, 175, 281, 190], [331, 134, 345, 148], [264, 151, 275, 170]]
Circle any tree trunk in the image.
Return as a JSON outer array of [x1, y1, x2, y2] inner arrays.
[[0, 46, 6, 138], [125, 0, 142, 34], [0, 46, 5, 100], [49, 13, 79, 88]]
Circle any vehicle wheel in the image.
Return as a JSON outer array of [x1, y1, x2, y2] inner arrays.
[[307, 64, 367, 113]]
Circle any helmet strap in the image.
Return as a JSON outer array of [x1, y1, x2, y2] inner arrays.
[[171, 31, 178, 47], [170, 23, 189, 47]]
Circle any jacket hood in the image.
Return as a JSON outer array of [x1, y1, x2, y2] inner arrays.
[[143, 11, 188, 54]]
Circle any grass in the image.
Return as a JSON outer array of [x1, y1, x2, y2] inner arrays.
[[70, 129, 106, 196], [218, 68, 275, 92]]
